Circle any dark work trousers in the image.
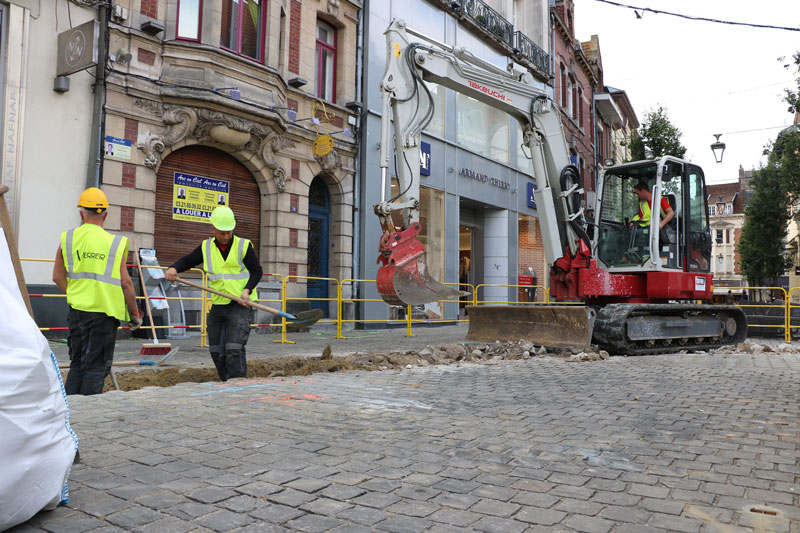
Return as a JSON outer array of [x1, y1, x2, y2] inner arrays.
[[64, 308, 120, 395], [207, 303, 251, 381]]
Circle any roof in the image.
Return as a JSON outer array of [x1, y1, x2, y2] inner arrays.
[[706, 182, 744, 213]]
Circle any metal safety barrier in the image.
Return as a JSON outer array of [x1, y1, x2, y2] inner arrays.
[[728, 286, 791, 343]]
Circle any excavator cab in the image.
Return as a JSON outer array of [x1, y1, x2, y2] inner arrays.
[[595, 158, 691, 272]]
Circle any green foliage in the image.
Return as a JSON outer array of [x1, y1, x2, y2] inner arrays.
[[630, 107, 687, 160], [739, 127, 800, 286], [781, 51, 800, 115]]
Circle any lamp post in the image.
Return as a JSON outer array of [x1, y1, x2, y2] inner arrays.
[[711, 134, 726, 163]]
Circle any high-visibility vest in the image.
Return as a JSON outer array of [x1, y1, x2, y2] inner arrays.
[[201, 236, 258, 306], [60, 224, 129, 321], [633, 198, 668, 225]]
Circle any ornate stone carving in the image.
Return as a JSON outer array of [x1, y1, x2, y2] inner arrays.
[[327, 0, 340, 16], [134, 98, 164, 116], [137, 105, 293, 193], [314, 149, 342, 173], [138, 106, 197, 169]]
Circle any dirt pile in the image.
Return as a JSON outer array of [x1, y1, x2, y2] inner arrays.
[[85, 340, 610, 392]]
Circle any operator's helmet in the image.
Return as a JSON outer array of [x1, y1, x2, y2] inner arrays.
[[77, 187, 109, 214], [210, 206, 236, 231]]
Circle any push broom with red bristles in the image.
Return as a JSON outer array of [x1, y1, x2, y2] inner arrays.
[[132, 239, 172, 356]]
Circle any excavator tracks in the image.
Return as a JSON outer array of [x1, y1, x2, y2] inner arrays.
[[592, 303, 748, 356]]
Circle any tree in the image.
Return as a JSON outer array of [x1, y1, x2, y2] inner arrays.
[[782, 51, 800, 115], [738, 160, 792, 286], [629, 106, 687, 160]]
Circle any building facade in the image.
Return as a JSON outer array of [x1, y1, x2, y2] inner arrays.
[[359, 0, 552, 319], [706, 180, 746, 295], [102, 0, 361, 320]]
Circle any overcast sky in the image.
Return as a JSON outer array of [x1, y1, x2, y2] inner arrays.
[[572, 0, 800, 184]]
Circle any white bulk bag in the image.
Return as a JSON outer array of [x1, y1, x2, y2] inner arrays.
[[0, 232, 78, 530]]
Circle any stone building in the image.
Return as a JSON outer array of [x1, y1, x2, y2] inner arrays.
[[101, 0, 361, 319], [706, 179, 746, 295]]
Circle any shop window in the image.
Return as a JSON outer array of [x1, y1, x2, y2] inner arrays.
[[424, 82, 445, 138], [177, 0, 202, 41], [316, 20, 336, 102], [221, 0, 267, 62], [456, 94, 509, 163]]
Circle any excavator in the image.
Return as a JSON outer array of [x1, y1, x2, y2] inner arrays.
[[374, 19, 747, 355]]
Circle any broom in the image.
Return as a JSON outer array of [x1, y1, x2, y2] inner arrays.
[[132, 238, 172, 356]]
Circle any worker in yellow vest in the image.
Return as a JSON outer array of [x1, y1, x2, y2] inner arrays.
[[165, 206, 262, 381], [52, 188, 142, 395], [631, 181, 675, 230]]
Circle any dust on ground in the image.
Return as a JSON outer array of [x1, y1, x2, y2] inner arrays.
[[61, 340, 609, 393]]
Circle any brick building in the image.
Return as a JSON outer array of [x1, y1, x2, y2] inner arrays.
[[99, 0, 361, 321]]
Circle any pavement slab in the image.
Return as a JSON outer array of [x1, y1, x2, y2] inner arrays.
[[9, 344, 800, 532]]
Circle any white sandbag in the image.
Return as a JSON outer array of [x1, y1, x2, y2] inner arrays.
[[0, 232, 78, 530]]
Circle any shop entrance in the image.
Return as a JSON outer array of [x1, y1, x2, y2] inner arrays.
[[459, 224, 474, 315]]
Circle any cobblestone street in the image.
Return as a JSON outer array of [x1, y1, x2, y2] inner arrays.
[[13, 350, 800, 532]]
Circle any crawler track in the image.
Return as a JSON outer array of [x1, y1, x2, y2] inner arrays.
[[592, 303, 748, 355]]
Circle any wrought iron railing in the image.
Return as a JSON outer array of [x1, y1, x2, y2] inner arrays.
[[460, 0, 514, 48], [515, 31, 549, 76], [452, 0, 550, 77]]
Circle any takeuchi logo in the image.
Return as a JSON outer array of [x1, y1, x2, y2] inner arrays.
[[468, 80, 512, 103]]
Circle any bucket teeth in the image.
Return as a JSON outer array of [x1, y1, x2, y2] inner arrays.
[[378, 254, 463, 306]]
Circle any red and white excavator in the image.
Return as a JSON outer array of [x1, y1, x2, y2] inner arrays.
[[373, 19, 747, 354]]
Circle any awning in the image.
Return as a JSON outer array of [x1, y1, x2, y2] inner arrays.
[[595, 93, 624, 128]]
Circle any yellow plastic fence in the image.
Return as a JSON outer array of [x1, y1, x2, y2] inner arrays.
[[24, 257, 796, 344]]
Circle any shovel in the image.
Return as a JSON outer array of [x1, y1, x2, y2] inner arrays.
[[173, 276, 324, 329]]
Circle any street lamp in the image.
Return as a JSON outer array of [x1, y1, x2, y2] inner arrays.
[[710, 134, 726, 163]]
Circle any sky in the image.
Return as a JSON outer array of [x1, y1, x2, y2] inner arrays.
[[572, 0, 800, 184]]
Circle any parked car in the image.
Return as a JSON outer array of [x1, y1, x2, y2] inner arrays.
[[737, 299, 800, 339]]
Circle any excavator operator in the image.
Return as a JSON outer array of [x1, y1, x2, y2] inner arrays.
[[629, 181, 675, 231]]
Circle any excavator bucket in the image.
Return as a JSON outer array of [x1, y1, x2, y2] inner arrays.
[[377, 251, 463, 306], [466, 305, 596, 350], [376, 223, 463, 306]]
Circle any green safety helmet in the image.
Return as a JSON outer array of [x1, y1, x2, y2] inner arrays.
[[209, 206, 236, 231]]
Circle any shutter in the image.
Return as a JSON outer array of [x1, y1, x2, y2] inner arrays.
[[155, 146, 261, 269]]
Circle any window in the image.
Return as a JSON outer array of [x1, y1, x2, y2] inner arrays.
[[560, 63, 567, 107], [716, 230, 723, 245], [708, 205, 715, 217], [316, 21, 336, 102], [177, 0, 202, 40], [716, 202, 725, 214], [725, 203, 733, 215], [424, 82, 445, 137], [577, 88, 584, 127], [725, 255, 732, 272], [221, 0, 266, 61], [456, 94, 509, 163], [571, 82, 578, 120]]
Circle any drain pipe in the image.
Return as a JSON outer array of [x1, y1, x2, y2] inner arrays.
[[86, 4, 108, 189]]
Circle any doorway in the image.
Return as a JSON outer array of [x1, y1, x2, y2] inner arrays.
[[307, 178, 330, 315], [459, 225, 473, 315]]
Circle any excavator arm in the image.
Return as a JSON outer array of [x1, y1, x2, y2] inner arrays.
[[375, 19, 589, 306]]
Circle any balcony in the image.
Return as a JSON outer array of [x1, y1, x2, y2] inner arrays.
[[515, 31, 550, 77], [455, 0, 550, 78]]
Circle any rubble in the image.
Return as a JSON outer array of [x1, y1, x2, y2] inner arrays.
[[82, 339, 612, 392]]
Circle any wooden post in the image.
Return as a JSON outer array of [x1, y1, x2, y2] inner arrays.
[[0, 185, 34, 317]]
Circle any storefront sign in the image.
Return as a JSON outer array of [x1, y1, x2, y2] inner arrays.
[[459, 168, 510, 190], [420, 141, 431, 176], [57, 20, 99, 76], [172, 172, 230, 223], [104, 136, 131, 160], [526, 182, 537, 209]]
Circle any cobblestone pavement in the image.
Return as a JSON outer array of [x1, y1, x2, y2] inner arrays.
[[12, 351, 800, 532], [48, 325, 473, 369]]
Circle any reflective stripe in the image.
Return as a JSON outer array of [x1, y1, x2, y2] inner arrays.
[[204, 239, 215, 275], [65, 234, 123, 286], [205, 237, 248, 280], [65, 229, 75, 273]]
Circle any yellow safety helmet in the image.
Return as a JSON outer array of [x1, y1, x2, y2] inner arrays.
[[77, 187, 109, 213], [209, 206, 236, 231]]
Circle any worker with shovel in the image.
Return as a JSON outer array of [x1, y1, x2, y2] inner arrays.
[[165, 206, 262, 382], [52, 188, 143, 395]]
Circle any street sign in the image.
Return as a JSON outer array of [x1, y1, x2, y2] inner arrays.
[[57, 20, 99, 77]]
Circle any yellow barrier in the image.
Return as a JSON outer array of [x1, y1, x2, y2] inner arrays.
[[409, 282, 476, 326], [336, 279, 415, 339], [728, 286, 791, 343], [272, 275, 340, 344]]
